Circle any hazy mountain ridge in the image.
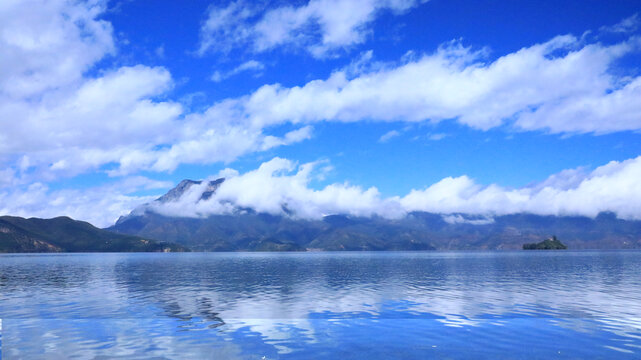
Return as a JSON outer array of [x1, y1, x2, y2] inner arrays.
[[0, 216, 188, 253], [108, 179, 641, 251]]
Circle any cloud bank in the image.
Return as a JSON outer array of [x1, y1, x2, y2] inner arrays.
[[5, 155, 641, 227], [146, 155, 641, 222], [207, 34, 641, 134]]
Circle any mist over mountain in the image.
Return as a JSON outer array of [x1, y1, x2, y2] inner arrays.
[[109, 179, 641, 251]]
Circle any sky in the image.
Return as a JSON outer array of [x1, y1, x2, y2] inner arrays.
[[1, 0, 641, 227]]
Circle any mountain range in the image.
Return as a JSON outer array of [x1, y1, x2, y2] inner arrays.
[[108, 178, 641, 251]]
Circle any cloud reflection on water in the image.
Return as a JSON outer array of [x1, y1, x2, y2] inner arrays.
[[1, 251, 640, 358]]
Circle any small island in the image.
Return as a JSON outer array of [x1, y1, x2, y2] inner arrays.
[[523, 236, 567, 250]]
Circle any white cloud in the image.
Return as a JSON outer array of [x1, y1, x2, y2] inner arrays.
[[3, 4, 640, 185], [200, 34, 641, 135], [379, 130, 400, 142], [155, 45, 165, 58], [12, 65, 178, 150], [0, 65, 183, 179], [198, 0, 260, 55], [140, 120, 311, 174], [0, 168, 18, 187], [400, 156, 641, 219], [515, 76, 641, 134], [441, 214, 495, 225], [145, 155, 641, 223], [261, 125, 315, 150], [0, 1, 179, 179], [211, 60, 265, 82], [600, 13, 639, 34], [198, 0, 426, 57], [0, 1, 312, 182], [527, 167, 589, 192], [6, 155, 641, 226], [0, 176, 171, 227], [427, 133, 447, 141], [343, 50, 379, 77], [0, 0, 114, 99], [148, 157, 405, 220]]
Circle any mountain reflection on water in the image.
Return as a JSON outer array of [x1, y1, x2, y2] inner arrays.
[[1, 251, 640, 359]]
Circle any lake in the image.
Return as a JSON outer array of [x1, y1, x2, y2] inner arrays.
[[1, 251, 640, 359]]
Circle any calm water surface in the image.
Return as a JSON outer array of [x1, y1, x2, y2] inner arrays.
[[1, 251, 640, 359]]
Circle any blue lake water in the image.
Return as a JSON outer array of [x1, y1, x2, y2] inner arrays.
[[1, 251, 641, 359]]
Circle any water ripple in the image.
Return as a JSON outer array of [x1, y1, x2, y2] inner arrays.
[[1, 251, 640, 359]]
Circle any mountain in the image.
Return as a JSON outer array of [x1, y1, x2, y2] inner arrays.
[[108, 179, 641, 251], [0, 216, 188, 253], [156, 178, 224, 203]]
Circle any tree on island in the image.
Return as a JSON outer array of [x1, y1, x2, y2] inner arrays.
[[523, 236, 567, 250]]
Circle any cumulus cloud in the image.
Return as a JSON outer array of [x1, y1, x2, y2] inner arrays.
[[145, 155, 641, 222], [199, 33, 641, 135], [3, 3, 641, 184], [1, 66, 179, 158], [198, 0, 427, 57], [0, 0, 312, 182], [0, 57, 305, 179], [140, 121, 312, 174], [0, 0, 114, 99]]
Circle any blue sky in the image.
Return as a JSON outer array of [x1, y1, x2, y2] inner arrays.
[[1, 0, 641, 226]]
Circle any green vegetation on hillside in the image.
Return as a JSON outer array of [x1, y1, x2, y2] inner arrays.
[[0, 216, 188, 253]]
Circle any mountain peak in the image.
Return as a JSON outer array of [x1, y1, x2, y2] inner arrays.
[[115, 178, 226, 225], [156, 178, 225, 203]]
